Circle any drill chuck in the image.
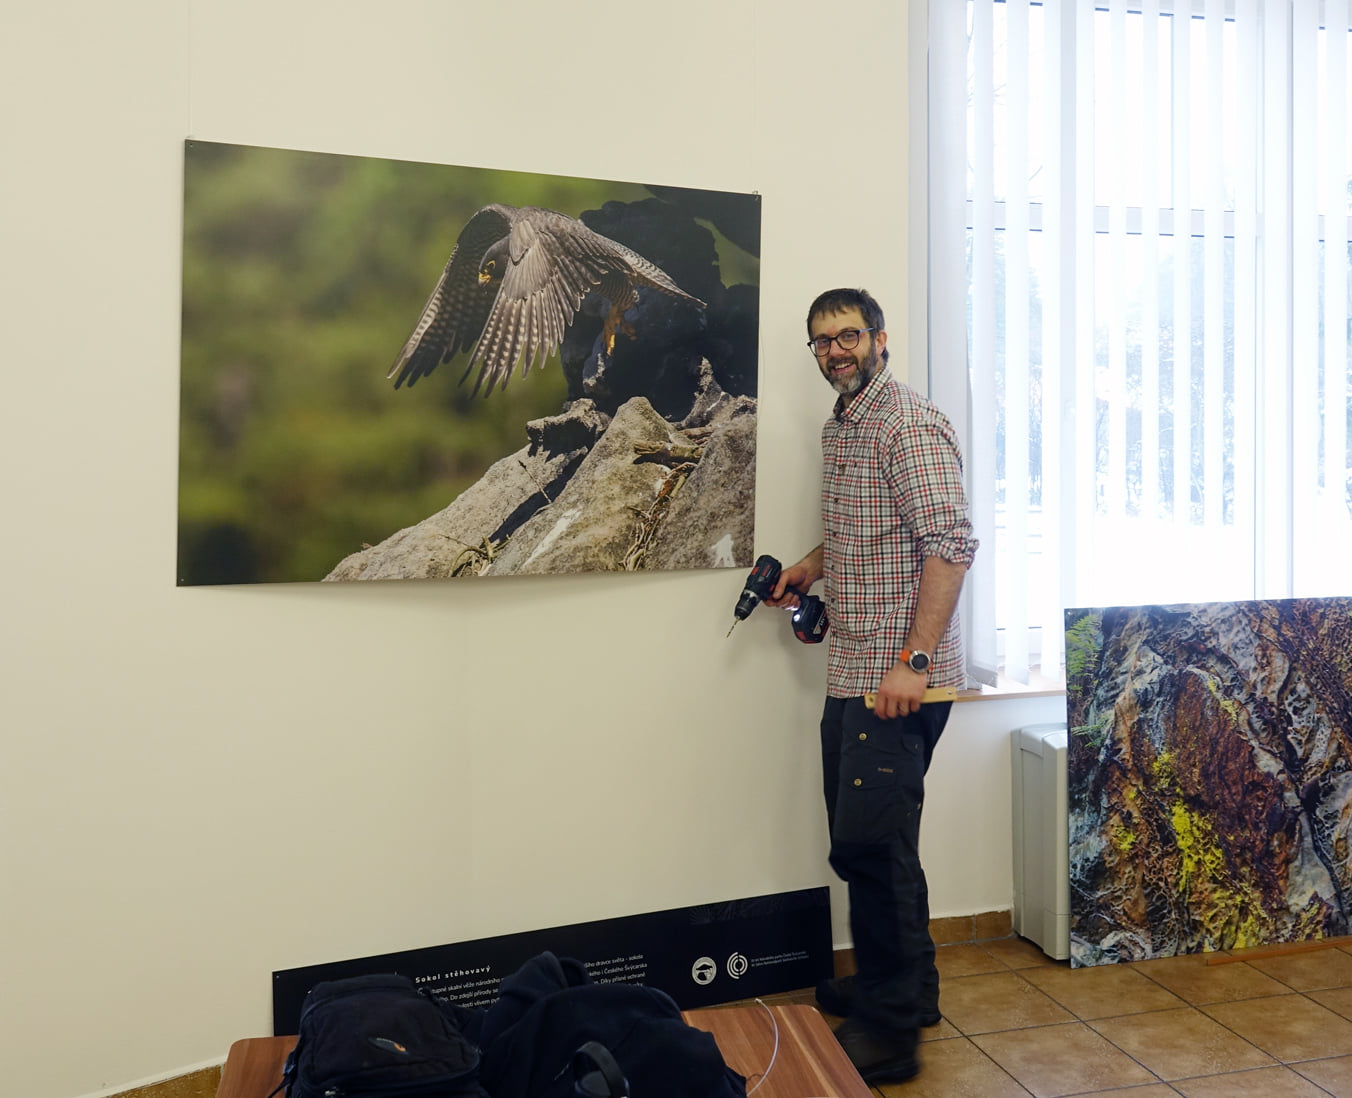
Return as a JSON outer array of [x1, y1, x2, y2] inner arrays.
[[732, 588, 762, 622], [731, 554, 782, 623]]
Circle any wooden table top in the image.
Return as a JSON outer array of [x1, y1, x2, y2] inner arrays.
[[217, 1002, 870, 1098], [685, 1003, 873, 1097]]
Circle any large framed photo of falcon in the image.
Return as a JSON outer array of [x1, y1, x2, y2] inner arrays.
[[177, 140, 760, 585]]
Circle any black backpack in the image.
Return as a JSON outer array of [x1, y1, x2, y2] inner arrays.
[[469, 953, 745, 1098], [277, 973, 486, 1098], [568, 1042, 629, 1097]]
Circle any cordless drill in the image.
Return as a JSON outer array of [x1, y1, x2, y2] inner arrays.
[[726, 554, 828, 644]]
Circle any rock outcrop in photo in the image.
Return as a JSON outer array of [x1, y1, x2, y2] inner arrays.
[[327, 194, 759, 581], [326, 384, 754, 580], [1066, 598, 1352, 966]]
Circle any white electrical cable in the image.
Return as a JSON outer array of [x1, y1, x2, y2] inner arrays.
[[743, 998, 780, 1096]]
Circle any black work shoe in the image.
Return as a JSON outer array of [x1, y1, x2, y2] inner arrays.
[[833, 1019, 920, 1084], [816, 974, 942, 1026], [815, 974, 855, 1017]]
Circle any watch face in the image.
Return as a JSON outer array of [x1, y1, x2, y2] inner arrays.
[[909, 650, 931, 672]]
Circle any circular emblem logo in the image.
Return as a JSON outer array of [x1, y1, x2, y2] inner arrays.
[[691, 956, 717, 985], [727, 952, 749, 979]]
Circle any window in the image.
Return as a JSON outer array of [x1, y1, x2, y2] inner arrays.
[[925, 0, 1352, 685]]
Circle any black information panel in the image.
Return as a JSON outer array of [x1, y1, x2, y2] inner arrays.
[[273, 887, 832, 1034]]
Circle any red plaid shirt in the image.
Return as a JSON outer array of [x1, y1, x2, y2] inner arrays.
[[821, 367, 977, 696]]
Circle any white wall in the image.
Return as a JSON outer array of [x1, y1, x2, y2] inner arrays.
[[0, 3, 1066, 1096]]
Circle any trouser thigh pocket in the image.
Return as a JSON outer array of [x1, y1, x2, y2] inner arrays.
[[834, 707, 924, 844]]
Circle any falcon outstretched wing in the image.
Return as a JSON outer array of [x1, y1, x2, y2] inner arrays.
[[386, 205, 513, 390], [389, 204, 704, 396], [464, 208, 616, 396]]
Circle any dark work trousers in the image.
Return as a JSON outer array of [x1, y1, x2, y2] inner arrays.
[[820, 695, 952, 1037]]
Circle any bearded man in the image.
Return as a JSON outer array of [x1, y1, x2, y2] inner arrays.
[[767, 287, 977, 1083]]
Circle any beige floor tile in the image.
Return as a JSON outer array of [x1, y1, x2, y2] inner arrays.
[[936, 941, 1012, 979], [1293, 1054, 1352, 1098], [728, 941, 1352, 1095], [919, 1017, 961, 1041], [940, 971, 1075, 1035], [1131, 954, 1291, 1005], [1089, 1005, 1275, 1080], [973, 1021, 1156, 1097], [1312, 986, 1352, 1022], [874, 1036, 1031, 1097], [981, 936, 1061, 970], [1022, 961, 1188, 1019], [1171, 1065, 1333, 1096], [1202, 993, 1352, 1061], [1249, 948, 1352, 992]]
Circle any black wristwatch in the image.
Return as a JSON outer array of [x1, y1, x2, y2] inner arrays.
[[900, 647, 931, 674]]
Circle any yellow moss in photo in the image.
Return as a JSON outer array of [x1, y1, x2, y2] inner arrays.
[[1238, 913, 1272, 949], [1111, 823, 1139, 854], [1172, 800, 1226, 893], [1167, 799, 1274, 949], [1201, 674, 1246, 728]]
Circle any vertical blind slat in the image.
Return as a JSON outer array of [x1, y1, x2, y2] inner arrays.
[[1324, 4, 1350, 542], [1258, 0, 1293, 592], [1172, 8, 1194, 529], [1291, 0, 1320, 563], [970, 0, 1001, 677], [1041, 0, 1068, 672], [1004, 0, 1032, 681], [1072, 0, 1097, 600], [930, 0, 996, 685], [1203, 0, 1226, 530], [1141, 0, 1163, 525], [1232, 0, 1258, 554], [1106, 1, 1130, 525]]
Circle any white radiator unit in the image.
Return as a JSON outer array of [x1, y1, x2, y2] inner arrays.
[[1010, 723, 1070, 960]]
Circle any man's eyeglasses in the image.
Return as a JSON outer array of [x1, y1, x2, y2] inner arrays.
[[807, 328, 875, 355]]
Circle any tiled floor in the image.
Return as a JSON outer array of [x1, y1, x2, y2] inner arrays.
[[743, 937, 1352, 1097]]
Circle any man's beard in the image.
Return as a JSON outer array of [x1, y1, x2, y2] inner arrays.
[[825, 343, 880, 397]]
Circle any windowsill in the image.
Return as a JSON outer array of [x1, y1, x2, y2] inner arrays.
[[956, 665, 1067, 703]]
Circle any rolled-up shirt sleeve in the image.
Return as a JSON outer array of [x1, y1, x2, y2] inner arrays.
[[888, 416, 977, 569]]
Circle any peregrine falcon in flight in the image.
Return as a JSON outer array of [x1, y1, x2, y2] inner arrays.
[[387, 203, 704, 395]]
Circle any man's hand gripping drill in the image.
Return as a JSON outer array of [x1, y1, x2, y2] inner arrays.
[[727, 552, 957, 717], [725, 554, 828, 644]]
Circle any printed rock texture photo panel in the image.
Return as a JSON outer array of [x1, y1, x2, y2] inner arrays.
[[178, 140, 760, 585], [1065, 598, 1352, 967]]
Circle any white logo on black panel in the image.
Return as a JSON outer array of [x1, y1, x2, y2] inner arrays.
[[727, 952, 748, 979], [691, 956, 717, 985]]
